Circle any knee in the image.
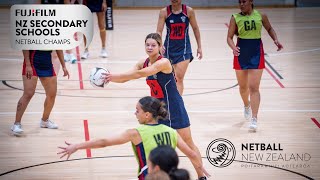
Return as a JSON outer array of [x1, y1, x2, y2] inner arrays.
[[175, 73, 184, 82], [182, 136, 195, 147], [249, 86, 259, 94], [46, 92, 56, 101], [23, 90, 35, 100], [98, 23, 105, 30], [239, 85, 248, 92]]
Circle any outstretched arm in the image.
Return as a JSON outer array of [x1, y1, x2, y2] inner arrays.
[[104, 58, 171, 83], [227, 16, 240, 56], [262, 13, 283, 51], [57, 129, 137, 160], [177, 134, 210, 178], [188, 7, 202, 60]]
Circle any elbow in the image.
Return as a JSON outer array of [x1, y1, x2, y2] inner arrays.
[[99, 139, 109, 148], [119, 79, 129, 83], [189, 151, 198, 160], [134, 72, 144, 79], [193, 27, 200, 34], [227, 37, 232, 44], [267, 27, 274, 34]]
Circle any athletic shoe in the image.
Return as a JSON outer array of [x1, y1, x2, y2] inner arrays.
[[11, 124, 23, 136], [244, 105, 252, 120], [81, 50, 89, 59], [69, 53, 77, 64], [249, 117, 257, 131], [40, 119, 58, 129], [100, 48, 108, 58], [64, 53, 70, 62]]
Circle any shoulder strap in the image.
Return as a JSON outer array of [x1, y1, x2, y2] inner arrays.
[[166, 5, 172, 17], [143, 58, 149, 68], [182, 4, 187, 16]]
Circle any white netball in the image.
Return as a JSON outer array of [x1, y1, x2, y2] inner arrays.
[[89, 67, 109, 88]]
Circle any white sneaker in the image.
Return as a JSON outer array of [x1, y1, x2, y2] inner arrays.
[[100, 48, 108, 58], [244, 105, 252, 120], [40, 119, 58, 129], [69, 53, 77, 64], [11, 124, 23, 136], [81, 50, 89, 59], [249, 117, 257, 131], [64, 53, 71, 62]]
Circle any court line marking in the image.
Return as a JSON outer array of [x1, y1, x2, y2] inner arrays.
[[311, 118, 320, 128], [265, 67, 285, 88], [83, 120, 92, 158], [2, 80, 239, 97], [2, 46, 320, 64], [265, 56, 283, 79], [0, 109, 319, 115], [0, 156, 314, 179], [201, 26, 320, 31], [268, 48, 320, 57]]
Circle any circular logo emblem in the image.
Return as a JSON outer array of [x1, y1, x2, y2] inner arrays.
[[206, 138, 236, 168]]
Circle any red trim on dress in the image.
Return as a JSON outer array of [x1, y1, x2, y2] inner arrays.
[[233, 39, 241, 70], [258, 40, 265, 69]]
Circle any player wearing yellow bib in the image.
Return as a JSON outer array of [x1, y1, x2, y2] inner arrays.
[[227, 0, 283, 131], [133, 124, 177, 179], [58, 96, 209, 180]]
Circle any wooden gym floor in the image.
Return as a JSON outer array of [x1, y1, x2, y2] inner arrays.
[[0, 6, 319, 180]]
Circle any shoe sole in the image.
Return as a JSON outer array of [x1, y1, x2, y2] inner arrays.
[[40, 126, 58, 129], [12, 131, 23, 136], [40, 124, 58, 129], [249, 126, 257, 132]]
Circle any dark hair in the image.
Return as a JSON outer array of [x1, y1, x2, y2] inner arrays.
[[145, 170, 170, 180], [238, 0, 254, 9], [169, 169, 190, 180], [149, 145, 190, 180], [139, 96, 167, 120], [145, 33, 162, 46]]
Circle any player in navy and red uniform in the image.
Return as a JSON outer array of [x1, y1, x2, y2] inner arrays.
[[157, 0, 202, 95], [142, 56, 190, 129], [11, 50, 69, 136], [22, 51, 56, 77], [103, 33, 207, 180], [81, 0, 108, 59]]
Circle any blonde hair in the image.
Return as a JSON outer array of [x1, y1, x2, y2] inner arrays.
[[145, 33, 162, 47]]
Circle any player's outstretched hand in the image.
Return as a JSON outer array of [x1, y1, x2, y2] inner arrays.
[[57, 141, 77, 160]]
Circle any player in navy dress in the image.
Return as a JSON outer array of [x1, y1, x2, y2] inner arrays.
[[81, 0, 108, 59], [103, 33, 207, 179], [157, 0, 202, 95]]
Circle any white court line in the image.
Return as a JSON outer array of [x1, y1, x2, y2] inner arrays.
[[268, 47, 320, 57], [0, 57, 137, 63], [2, 48, 320, 64], [118, 26, 320, 32], [0, 109, 319, 115]]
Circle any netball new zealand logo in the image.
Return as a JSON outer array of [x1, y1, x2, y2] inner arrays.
[[206, 138, 236, 168]]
